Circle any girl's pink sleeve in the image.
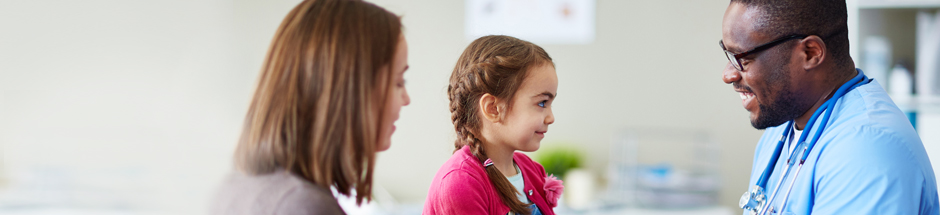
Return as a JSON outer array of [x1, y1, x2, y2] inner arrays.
[[433, 170, 491, 215]]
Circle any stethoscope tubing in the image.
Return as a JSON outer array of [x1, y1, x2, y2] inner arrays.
[[798, 73, 867, 163], [775, 160, 805, 214], [753, 71, 869, 215], [760, 154, 795, 214], [757, 122, 792, 188]]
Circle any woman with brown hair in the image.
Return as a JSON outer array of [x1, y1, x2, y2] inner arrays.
[[210, 0, 409, 214]]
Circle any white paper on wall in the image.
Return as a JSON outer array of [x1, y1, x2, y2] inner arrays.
[[465, 0, 596, 44]]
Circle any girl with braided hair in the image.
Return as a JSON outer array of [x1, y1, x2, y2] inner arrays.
[[423, 35, 564, 215]]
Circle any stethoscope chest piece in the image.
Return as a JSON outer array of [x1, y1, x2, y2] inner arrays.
[[740, 185, 767, 215]]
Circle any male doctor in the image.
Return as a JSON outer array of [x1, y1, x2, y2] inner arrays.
[[720, 0, 939, 214]]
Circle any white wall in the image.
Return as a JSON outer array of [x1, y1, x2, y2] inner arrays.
[[0, 0, 765, 214], [0, 0, 255, 213]]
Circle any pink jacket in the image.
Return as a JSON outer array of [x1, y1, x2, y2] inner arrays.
[[423, 146, 557, 215]]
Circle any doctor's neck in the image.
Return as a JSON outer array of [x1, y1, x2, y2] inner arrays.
[[793, 64, 858, 130]]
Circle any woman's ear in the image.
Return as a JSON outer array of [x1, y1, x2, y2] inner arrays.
[[479, 93, 501, 123]]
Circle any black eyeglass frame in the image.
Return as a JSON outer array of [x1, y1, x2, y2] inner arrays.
[[720, 34, 809, 71]]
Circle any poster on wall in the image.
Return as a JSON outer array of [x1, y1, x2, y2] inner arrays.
[[465, 0, 596, 44]]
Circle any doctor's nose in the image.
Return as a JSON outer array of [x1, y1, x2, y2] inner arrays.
[[722, 62, 741, 84]]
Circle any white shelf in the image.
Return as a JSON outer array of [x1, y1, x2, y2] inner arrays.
[[887, 95, 940, 112], [858, 0, 940, 9], [918, 95, 940, 113], [848, 0, 940, 114]]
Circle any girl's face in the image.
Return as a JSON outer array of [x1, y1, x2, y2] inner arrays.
[[494, 63, 558, 152], [377, 35, 410, 152]]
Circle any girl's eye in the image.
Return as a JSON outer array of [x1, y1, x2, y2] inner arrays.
[[538, 101, 546, 108], [397, 80, 405, 88]]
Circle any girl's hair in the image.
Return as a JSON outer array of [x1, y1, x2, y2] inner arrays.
[[233, 0, 401, 205], [447, 35, 553, 214]]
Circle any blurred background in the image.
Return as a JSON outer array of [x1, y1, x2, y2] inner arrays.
[[1, 0, 939, 214]]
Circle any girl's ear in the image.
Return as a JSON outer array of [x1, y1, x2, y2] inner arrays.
[[479, 93, 501, 123]]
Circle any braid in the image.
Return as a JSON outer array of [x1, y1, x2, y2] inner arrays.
[[449, 61, 490, 153], [446, 35, 553, 214]]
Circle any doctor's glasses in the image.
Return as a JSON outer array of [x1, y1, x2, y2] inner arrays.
[[719, 34, 808, 71]]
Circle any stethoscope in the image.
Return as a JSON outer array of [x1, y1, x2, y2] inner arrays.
[[739, 70, 870, 215]]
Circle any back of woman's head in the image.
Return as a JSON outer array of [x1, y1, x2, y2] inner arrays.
[[234, 0, 401, 205], [447, 35, 553, 214]]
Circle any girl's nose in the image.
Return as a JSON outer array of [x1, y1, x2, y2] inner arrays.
[[545, 109, 554, 125]]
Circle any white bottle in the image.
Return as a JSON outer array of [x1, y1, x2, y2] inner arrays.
[[890, 64, 914, 97]]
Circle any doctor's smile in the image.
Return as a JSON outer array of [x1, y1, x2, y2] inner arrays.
[[734, 83, 756, 111]]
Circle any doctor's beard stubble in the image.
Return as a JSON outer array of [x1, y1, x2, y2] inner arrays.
[[740, 47, 805, 130]]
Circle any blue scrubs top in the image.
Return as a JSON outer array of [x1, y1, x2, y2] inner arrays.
[[746, 71, 939, 215]]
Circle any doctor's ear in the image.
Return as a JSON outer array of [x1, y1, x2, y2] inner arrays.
[[479, 94, 503, 123], [798, 36, 827, 70]]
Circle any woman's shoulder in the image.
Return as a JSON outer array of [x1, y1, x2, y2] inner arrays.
[[210, 170, 345, 215], [275, 177, 345, 215]]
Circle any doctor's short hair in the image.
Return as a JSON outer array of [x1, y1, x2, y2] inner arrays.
[[730, 0, 851, 68], [234, 0, 401, 206]]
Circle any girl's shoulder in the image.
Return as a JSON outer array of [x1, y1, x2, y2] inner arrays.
[[426, 146, 498, 213], [436, 146, 489, 182]]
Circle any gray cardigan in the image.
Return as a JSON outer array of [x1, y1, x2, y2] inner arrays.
[[210, 170, 345, 215]]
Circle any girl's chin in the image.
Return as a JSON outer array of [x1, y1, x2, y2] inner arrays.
[[518, 143, 541, 152]]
